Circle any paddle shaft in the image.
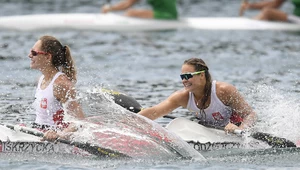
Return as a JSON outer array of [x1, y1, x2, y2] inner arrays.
[[163, 115, 296, 148], [1, 123, 130, 158]]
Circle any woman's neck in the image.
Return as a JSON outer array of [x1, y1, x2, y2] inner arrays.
[[194, 93, 204, 102], [42, 68, 59, 81], [192, 85, 205, 99]]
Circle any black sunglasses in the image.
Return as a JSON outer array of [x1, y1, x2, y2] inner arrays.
[[180, 71, 205, 80]]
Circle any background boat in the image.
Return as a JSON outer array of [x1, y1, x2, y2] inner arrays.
[[0, 13, 300, 31]]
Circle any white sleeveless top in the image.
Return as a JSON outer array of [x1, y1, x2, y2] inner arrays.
[[186, 80, 232, 127], [33, 72, 64, 126]]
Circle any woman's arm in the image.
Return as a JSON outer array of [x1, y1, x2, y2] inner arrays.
[[102, 0, 139, 13], [243, 0, 286, 10], [240, 0, 286, 16], [138, 90, 186, 120], [42, 123, 78, 141], [44, 75, 84, 141], [219, 82, 257, 131], [229, 88, 257, 130], [54, 75, 85, 119]]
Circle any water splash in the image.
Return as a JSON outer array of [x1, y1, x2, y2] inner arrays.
[[63, 88, 205, 161], [248, 84, 300, 143]]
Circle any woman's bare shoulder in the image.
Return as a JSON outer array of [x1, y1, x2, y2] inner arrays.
[[168, 88, 189, 105], [216, 81, 237, 93], [54, 74, 74, 90], [216, 81, 239, 105]]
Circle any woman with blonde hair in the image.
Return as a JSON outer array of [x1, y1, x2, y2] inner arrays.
[[29, 35, 84, 131]]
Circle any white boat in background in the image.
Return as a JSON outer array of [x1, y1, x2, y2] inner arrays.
[[0, 13, 300, 31]]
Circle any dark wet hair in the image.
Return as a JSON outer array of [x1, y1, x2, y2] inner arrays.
[[39, 35, 77, 83], [184, 58, 212, 113]]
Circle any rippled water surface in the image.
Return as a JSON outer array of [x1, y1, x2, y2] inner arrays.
[[1, 0, 300, 169]]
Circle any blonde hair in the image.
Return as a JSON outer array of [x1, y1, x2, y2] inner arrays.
[[39, 35, 77, 83]]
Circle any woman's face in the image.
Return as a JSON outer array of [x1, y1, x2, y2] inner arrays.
[[28, 40, 50, 70], [181, 64, 205, 92]]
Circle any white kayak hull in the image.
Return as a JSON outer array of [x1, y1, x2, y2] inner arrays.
[[0, 141, 88, 155], [166, 117, 243, 143], [0, 119, 203, 160], [0, 125, 91, 156], [0, 13, 300, 31], [0, 125, 41, 142], [166, 117, 269, 152]]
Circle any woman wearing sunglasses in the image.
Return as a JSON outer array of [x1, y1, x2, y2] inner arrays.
[[138, 58, 257, 133], [28, 35, 85, 138]]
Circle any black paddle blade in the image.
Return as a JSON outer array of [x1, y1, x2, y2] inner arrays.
[[251, 132, 296, 148], [112, 93, 142, 113]]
